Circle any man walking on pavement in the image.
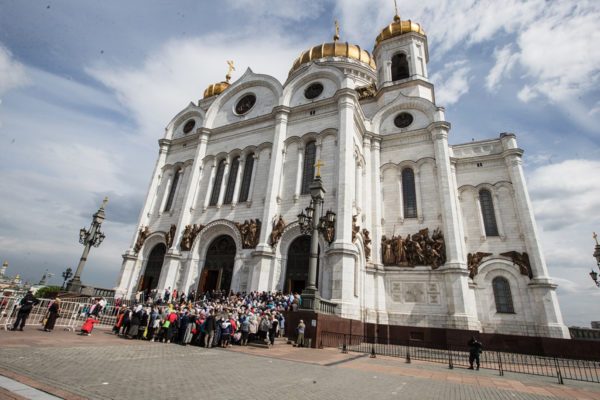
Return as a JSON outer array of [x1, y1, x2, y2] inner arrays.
[[11, 290, 40, 331]]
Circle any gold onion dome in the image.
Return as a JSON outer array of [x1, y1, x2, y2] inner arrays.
[[203, 60, 235, 99], [289, 20, 376, 75], [375, 14, 426, 48]]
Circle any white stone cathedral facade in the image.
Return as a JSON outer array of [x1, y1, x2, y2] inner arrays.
[[115, 15, 569, 338]]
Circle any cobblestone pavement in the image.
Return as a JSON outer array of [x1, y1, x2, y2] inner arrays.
[[1, 329, 599, 400]]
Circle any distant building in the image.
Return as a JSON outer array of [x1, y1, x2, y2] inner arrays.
[[569, 326, 600, 341], [116, 11, 569, 338]]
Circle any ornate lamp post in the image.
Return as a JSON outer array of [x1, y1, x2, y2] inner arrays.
[[589, 232, 600, 287], [61, 267, 73, 289], [296, 160, 336, 310], [66, 197, 108, 293]]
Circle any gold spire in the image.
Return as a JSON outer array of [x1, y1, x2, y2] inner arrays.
[[393, 0, 400, 22], [226, 60, 235, 83], [594, 232, 598, 245], [314, 160, 324, 177], [101, 196, 109, 209], [333, 20, 340, 42]]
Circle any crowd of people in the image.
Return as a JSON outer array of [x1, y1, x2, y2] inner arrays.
[[106, 290, 306, 348]]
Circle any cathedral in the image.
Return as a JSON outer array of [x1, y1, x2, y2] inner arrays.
[[115, 13, 569, 338]]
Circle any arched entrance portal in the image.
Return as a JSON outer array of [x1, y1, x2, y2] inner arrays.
[[139, 243, 166, 293], [285, 235, 319, 294], [199, 235, 236, 293]]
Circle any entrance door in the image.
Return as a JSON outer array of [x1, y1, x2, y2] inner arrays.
[[139, 243, 166, 293], [285, 235, 319, 294], [199, 235, 236, 293]]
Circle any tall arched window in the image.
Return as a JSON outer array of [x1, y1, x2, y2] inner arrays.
[[223, 157, 240, 204], [402, 168, 417, 218], [163, 168, 181, 212], [391, 53, 409, 81], [238, 154, 254, 203], [479, 189, 499, 236], [209, 160, 226, 206], [301, 141, 317, 194], [492, 276, 514, 313]]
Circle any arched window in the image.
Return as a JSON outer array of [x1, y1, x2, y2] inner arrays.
[[479, 189, 499, 236], [301, 141, 317, 194], [163, 168, 181, 212], [209, 160, 226, 206], [391, 53, 409, 81], [402, 168, 417, 218], [238, 154, 254, 203], [492, 276, 514, 313], [223, 157, 240, 204]]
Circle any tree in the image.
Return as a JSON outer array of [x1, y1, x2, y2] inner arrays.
[[35, 286, 62, 299]]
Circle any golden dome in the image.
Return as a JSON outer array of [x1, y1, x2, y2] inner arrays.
[[203, 81, 230, 99], [290, 41, 376, 75], [375, 15, 425, 48]]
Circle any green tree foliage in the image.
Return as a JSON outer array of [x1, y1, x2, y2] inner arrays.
[[35, 286, 62, 299]]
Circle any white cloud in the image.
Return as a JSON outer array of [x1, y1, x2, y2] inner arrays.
[[528, 159, 600, 229], [517, 85, 537, 102], [430, 60, 471, 105], [224, 0, 326, 22], [88, 34, 304, 137], [0, 44, 29, 95], [485, 44, 518, 91]]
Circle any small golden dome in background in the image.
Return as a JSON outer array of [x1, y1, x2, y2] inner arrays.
[[203, 60, 235, 99], [375, 15, 425, 48]]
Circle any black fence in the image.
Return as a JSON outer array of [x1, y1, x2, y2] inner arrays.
[[321, 332, 600, 384]]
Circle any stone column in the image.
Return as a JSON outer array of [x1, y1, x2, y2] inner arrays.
[[294, 145, 304, 201], [355, 161, 363, 213], [500, 133, 568, 337], [203, 161, 217, 211], [257, 107, 290, 251], [172, 131, 210, 249], [329, 91, 359, 318], [370, 137, 383, 264], [116, 139, 170, 297], [429, 118, 478, 330], [216, 160, 231, 209], [415, 168, 424, 223], [246, 153, 259, 205], [252, 107, 290, 292], [362, 136, 373, 231], [231, 155, 245, 208]]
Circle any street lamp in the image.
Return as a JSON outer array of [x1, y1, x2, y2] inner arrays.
[[296, 160, 336, 310], [66, 197, 108, 293], [590, 232, 600, 287], [61, 267, 73, 289]]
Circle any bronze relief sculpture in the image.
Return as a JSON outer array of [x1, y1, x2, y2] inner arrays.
[[236, 219, 261, 249], [133, 226, 150, 254], [381, 227, 446, 269]]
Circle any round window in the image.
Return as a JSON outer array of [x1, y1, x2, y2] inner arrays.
[[304, 82, 324, 99], [235, 94, 256, 115], [183, 119, 196, 134], [394, 112, 414, 128]]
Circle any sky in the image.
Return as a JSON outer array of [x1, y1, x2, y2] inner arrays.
[[0, 0, 599, 327]]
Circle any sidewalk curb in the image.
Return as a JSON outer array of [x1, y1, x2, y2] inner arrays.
[[0, 367, 87, 400]]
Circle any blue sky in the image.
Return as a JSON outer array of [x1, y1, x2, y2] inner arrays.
[[0, 0, 599, 326]]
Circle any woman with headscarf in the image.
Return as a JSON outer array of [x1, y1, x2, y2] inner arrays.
[[44, 298, 61, 332], [128, 304, 143, 339]]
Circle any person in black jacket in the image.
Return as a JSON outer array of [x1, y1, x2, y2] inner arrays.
[[204, 310, 216, 348], [468, 336, 483, 370], [12, 291, 39, 331]]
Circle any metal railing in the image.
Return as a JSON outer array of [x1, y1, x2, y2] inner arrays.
[[2, 298, 84, 332], [321, 332, 600, 384]]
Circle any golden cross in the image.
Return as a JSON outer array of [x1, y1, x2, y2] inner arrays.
[[314, 160, 325, 177], [594, 232, 598, 245], [102, 196, 109, 208], [226, 60, 235, 82], [333, 20, 340, 41], [394, 0, 399, 16]]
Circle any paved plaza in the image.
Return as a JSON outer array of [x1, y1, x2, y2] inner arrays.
[[1, 328, 599, 400]]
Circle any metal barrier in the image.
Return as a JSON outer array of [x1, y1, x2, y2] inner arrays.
[[2, 298, 83, 332], [321, 332, 600, 384]]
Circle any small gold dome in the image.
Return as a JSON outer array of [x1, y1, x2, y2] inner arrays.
[[375, 15, 426, 48], [289, 41, 376, 75], [203, 81, 230, 99]]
